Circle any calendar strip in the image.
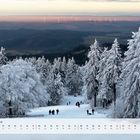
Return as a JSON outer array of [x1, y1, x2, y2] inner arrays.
[[0, 119, 139, 134]]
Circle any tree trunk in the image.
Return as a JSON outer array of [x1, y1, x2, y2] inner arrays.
[[94, 94, 97, 107], [8, 100, 12, 118], [113, 83, 116, 107]]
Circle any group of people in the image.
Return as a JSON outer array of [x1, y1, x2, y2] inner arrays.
[[49, 109, 59, 115], [75, 102, 81, 107], [75, 101, 84, 107], [67, 101, 71, 105], [87, 109, 94, 115]]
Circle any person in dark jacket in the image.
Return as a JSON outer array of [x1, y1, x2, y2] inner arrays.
[[92, 109, 94, 115], [49, 110, 52, 115], [77, 102, 80, 107], [52, 110, 55, 115], [56, 109, 59, 115], [87, 110, 89, 115]]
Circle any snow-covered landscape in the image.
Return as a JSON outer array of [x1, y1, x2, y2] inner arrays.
[[1, 0, 140, 139], [0, 27, 140, 119]]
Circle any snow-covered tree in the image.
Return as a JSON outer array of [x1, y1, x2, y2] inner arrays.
[[0, 46, 7, 66], [27, 56, 52, 84], [97, 39, 122, 108], [0, 59, 49, 117], [52, 57, 62, 74], [35, 56, 46, 73], [83, 39, 101, 107], [66, 57, 81, 96], [61, 57, 67, 72], [26, 57, 37, 66], [35, 57, 52, 83], [54, 73, 67, 103], [60, 57, 67, 83], [115, 28, 140, 118], [97, 48, 110, 107], [46, 72, 66, 105]]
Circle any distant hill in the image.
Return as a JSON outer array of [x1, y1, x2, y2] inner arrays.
[[0, 21, 139, 64]]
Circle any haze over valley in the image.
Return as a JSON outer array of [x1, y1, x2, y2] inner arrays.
[[0, 16, 139, 64]]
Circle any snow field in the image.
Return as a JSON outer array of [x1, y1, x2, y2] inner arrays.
[[26, 96, 108, 118]]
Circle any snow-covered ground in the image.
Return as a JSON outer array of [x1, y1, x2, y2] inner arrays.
[[26, 96, 108, 118]]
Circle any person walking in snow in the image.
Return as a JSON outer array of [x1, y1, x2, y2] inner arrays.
[[56, 109, 59, 115], [92, 109, 94, 115], [87, 110, 89, 115], [52, 110, 55, 115], [49, 110, 52, 115], [77, 102, 80, 107], [87, 110, 92, 115]]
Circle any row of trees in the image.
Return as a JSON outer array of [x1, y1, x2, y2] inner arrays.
[[0, 48, 82, 117], [26, 56, 82, 104], [82, 38, 122, 108], [83, 28, 140, 118], [115, 28, 140, 118]]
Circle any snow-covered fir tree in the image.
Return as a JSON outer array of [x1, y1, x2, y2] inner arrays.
[[46, 71, 66, 105], [35, 57, 52, 83], [0, 46, 7, 66], [83, 39, 101, 107], [35, 56, 46, 73], [115, 28, 140, 118], [54, 73, 67, 103], [26, 57, 37, 66], [60, 57, 67, 83], [52, 57, 62, 74], [66, 57, 81, 96], [45, 57, 68, 105], [0, 59, 49, 117], [97, 48, 110, 107], [97, 39, 122, 108]]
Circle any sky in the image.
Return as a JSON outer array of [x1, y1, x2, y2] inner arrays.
[[0, 0, 140, 16]]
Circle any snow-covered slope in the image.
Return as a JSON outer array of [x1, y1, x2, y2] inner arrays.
[[26, 96, 108, 118]]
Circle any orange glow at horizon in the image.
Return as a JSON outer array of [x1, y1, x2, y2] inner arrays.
[[0, 16, 140, 23]]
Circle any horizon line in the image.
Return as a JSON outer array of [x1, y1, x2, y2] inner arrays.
[[0, 15, 140, 23]]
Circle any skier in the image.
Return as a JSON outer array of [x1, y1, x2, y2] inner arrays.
[[56, 109, 59, 115]]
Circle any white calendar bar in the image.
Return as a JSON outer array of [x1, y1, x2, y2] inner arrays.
[[0, 119, 139, 134]]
